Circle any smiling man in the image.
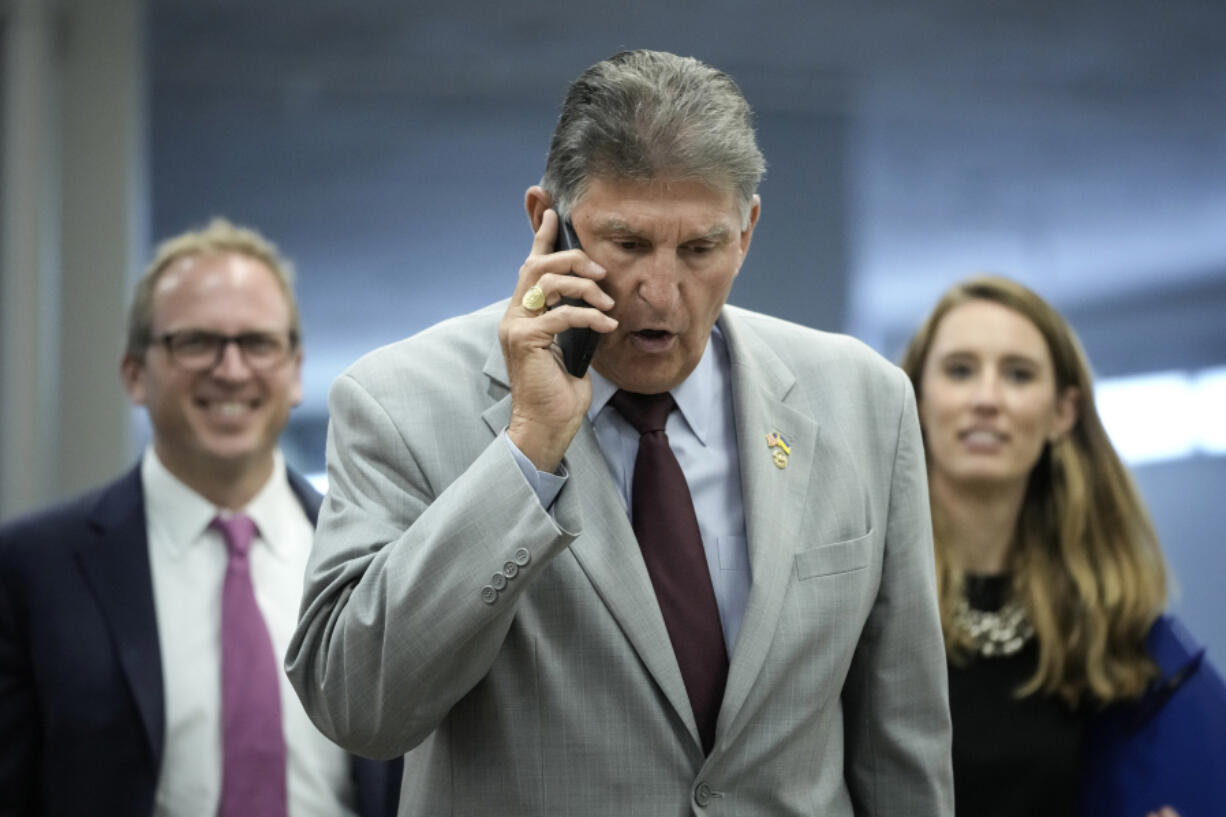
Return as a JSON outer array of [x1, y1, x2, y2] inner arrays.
[[288, 50, 953, 816], [0, 220, 400, 817]]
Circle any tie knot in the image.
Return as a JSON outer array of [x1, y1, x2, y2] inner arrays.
[[211, 514, 258, 557], [611, 389, 676, 435]]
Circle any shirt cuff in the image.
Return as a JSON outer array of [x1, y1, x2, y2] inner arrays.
[[502, 432, 567, 510]]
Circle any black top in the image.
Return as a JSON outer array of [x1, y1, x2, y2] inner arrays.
[[948, 574, 1086, 817]]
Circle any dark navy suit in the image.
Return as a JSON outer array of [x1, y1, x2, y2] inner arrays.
[[0, 465, 401, 817]]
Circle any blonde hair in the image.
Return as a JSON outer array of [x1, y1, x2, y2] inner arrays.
[[125, 217, 301, 357], [901, 275, 1167, 705]]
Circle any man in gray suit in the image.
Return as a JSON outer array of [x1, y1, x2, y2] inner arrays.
[[287, 50, 953, 816]]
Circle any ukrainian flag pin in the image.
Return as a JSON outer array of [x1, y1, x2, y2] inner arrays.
[[765, 431, 791, 469]]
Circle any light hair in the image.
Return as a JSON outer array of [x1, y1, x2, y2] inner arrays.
[[542, 50, 766, 227], [900, 275, 1167, 705], [125, 218, 301, 357]]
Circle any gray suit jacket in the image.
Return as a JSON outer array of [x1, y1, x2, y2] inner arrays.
[[286, 302, 953, 816]]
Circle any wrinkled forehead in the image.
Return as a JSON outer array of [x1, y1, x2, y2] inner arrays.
[[576, 174, 742, 218], [572, 167, 747, 213]]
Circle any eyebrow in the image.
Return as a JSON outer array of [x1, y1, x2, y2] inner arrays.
[[937, 350, 1044, 367], [591, 218, 733, 244], [690, 225, 733, 244]]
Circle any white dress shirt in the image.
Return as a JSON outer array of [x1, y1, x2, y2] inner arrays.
[[143, 447, 356, 817], [507, 325, 752, 654]]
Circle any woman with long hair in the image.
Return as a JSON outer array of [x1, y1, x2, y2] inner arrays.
[[901, 275, 1222, 817]]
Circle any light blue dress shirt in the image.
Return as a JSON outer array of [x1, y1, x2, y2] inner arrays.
[[505, 325, 751, 654]]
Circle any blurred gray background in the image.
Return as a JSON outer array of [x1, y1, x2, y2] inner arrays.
[[3, 0, 1224, 657]]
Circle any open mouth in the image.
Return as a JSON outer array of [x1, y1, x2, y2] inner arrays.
[[196, 398, 259, 417], [960, 429, 1006, 447], [629, 328, 677, 351]]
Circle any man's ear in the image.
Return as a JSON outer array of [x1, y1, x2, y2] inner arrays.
[[120, 354, 147, 405], [289, 347, 304, 408], [735, 194, 762, 273], [525, 186, 552, 233]]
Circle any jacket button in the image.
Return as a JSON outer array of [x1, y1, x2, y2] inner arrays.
[[694, 782, 713, 807], [513, 547, 531, 566], [480, 585, 497, 605], [490, 573, 508, 591], [502, 560, 520, 579]]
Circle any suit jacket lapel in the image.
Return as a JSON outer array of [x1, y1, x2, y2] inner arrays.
[[66, 462, 353, 793], [287, 467, 323, 523], [715, 309, 820, 745], [561, 422, 697, 739], [481, 339, 699, 745], [74, 467, 165, 765]]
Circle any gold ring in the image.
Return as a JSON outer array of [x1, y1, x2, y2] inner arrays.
[[521, 285, 546, 313]]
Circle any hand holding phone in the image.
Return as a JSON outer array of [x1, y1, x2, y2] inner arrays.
[[552, 217, 602, 378]]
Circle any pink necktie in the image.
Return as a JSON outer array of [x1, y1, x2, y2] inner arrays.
[[212, 514, 288, 817], [611, 390, 729, 753]]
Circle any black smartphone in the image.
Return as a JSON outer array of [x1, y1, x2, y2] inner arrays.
[[552, 217, 601, 378]]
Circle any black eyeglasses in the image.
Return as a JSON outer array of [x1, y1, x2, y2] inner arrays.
[[153, 330, 298, 372]]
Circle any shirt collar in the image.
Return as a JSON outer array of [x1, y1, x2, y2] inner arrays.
[[588, 323, 722, 446], [141, 446, 294, 560]]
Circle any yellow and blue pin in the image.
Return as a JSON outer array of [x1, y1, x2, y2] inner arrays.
[[765, 431, 791, 469]]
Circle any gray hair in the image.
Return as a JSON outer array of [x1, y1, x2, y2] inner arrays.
[[542, 50, 766, 227], [125, 217, 301, 358]]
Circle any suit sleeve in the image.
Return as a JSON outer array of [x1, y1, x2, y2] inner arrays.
[[841, 372, 955, 816], [284, 371, 583, 759], [0, 535, 39, 816]]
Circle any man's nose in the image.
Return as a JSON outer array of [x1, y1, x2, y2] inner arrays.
[[210, 339, 254, 380], [636, 250, 682, 310]]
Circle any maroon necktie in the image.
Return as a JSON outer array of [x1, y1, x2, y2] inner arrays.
[[611, 390, 729, 753], [212, 514, 288, 817]]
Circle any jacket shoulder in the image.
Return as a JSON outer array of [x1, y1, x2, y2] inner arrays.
[[0, 470, 140, 563], [344, 301, 504, 384], [721, 304, 907, 390]]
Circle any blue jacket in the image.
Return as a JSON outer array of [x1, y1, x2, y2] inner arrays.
[[0, 466, 401, 817], [1080, 615, 1226, 817]]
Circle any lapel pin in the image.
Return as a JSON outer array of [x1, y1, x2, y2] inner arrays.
[[766, 431, 791, 469]]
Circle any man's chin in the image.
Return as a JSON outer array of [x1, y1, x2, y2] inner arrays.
[[193, 433, 275, 470], [593, 359, 688, 395]]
